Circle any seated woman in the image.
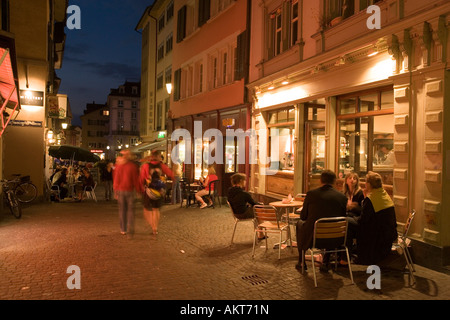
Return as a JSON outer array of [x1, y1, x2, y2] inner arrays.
[[195, 165, 218, 209], [356, 171, 398, 265], [76, 168, 95, 201], [343, 172, 365, 251]]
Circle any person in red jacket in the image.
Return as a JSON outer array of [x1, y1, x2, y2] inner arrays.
[[139, 150, 173, 235], [113, 150, 141, 237]]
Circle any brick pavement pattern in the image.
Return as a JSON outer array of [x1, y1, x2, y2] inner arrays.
[[1, 196, 450, 301]]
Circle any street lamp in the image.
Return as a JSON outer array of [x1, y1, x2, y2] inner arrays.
[[166, 83, 172, 94], [61, 123, 68, 130]]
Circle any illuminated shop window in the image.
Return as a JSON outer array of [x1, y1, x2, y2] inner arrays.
[[337, 87, 394, 187]]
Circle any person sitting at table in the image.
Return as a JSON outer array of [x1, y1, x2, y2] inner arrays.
[[53, 167, 69, 200], [195, 165, 218, 209], [295, 170, 347, 272], [355, 171, 398, 265], [76, 168, 95, 201], [227, 173, 265, 240], [343, 172, 365, 254]]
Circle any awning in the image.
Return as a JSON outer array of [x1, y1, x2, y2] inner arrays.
[[0, 43, 20, 136], [130, 140, 167, 153]]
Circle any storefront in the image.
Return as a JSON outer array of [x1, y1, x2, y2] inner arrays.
[[169, 105, 250, 198]]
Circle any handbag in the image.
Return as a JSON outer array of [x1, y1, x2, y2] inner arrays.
[[145, 185, 166, 200]]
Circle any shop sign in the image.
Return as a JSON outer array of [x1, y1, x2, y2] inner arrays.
[[90, 150, 103, 153], [222, 118, 235, 128], [19, 90, 44, 106], [48, 94, 68, 118], [158, 131, 166, 139], [9, 120, 43, 127]]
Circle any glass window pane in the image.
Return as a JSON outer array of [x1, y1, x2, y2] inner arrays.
[[269, 126, 294, 172], [373, 114, 394, 185], [278, 110, 287, 123], [339, 98, 356, 114], [359, 93, 378, 112], [225, 137, 236, 173], [268, 112, 277, 124], [338, 117, 369, 179], [381, 90, 393, 110], [288, 108, 295, 122]]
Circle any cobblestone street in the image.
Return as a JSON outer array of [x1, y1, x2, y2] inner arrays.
[[1, 197, 450, 306]]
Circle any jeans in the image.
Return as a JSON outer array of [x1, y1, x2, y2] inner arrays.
[[104, 180, 113, 200], [117, 191, 135, 234], [171, 176, 181, 204]]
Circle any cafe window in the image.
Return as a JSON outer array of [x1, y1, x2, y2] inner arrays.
[[267, 107, 295, 172], [337, 87, 394, 187]]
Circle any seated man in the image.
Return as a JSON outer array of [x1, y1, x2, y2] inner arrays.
[[356, 171, 398, 265], [227, 173, 264, 240], [53, 168, 69, 200], [295, 170, 347, 271]]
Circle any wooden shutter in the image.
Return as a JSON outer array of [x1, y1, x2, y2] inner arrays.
[[198, 0, 210, 27], [177, 5, 187, 43], [174, 69, 182, 101], [235, 30, 248, 81]]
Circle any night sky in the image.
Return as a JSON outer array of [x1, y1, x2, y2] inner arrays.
[[57, 0, 154, 126]]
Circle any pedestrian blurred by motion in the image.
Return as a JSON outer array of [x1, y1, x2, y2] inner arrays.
[[171, 162, 182, 205], [113, 150, 141, 237], [140, 150, 174, 235], [101, 161, 114, 201]]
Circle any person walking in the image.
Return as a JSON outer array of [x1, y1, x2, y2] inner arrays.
[[171, 162, 182, 205], [101, 161, 114, 201], [113, 150, 141, 237], [140, 150, 174, 235]]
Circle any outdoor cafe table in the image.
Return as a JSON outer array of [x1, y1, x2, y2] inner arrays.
[[269, 200, 303, 249]]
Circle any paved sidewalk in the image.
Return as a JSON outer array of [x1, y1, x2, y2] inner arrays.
[[1, 198, 450, 303]]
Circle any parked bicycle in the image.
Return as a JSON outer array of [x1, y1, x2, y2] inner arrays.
[[9, 174, 38, 203], [1, 178, 22, 219]]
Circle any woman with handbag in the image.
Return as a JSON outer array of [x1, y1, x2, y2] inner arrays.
[[140, 150, 174, 235]]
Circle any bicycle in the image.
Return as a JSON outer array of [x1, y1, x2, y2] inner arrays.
[[9, 174, 38, 203], [1, 178, 22, 219]]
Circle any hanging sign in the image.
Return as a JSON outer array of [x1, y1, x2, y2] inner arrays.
[[19, 90, 44, 106]]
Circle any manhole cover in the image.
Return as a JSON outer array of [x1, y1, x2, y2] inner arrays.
[[242, 275, 268, 286]]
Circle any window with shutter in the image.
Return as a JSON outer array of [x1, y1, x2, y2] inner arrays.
[[174, 69, 182, 101], [177, 5, 187, 43], [198, 0, 211, 27]]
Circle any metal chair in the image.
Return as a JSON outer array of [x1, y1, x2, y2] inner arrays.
[[48, 179, 61, 201], [180, 178, 195, 208], [302, 217, 354, 287], [83, 182, 97, 202], [392, 209, 416, 285], [252, 205, 291, 260], [206, 180, 221, 208], [227, 201, 254, 246]]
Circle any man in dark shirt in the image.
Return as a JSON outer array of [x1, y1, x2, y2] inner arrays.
[[227, 173, 264, 240], [295, 170, 347, 271]]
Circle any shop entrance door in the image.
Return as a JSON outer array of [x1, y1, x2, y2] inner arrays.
[[304, 121, 326, 192]]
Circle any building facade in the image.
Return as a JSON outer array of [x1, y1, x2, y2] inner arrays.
[[247, 0, 450, 269], [0, 0, 68, 199], [80, 102, 109, 160], [136, 1, 174, 159], [170, 0, 251, 195], [106, 81, 141, 159]]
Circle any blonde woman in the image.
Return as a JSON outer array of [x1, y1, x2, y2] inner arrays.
[[195, 165, 218, 209], [343, 172, 364, 217]]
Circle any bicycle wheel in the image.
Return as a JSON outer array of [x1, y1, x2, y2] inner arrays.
[[8, 192, 22, 219], [15, 182, 37, 203]]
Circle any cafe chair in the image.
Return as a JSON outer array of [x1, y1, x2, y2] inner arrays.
[[180, 178, 195, 208], [205, 180, 221, 208], [392, 209, 416, 285], [49, 180, 61, 201], [302, 217, 354, 287], [83, 182, 97, 202], [252, 205, 291, 260], [227, 201, 254, 246]]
